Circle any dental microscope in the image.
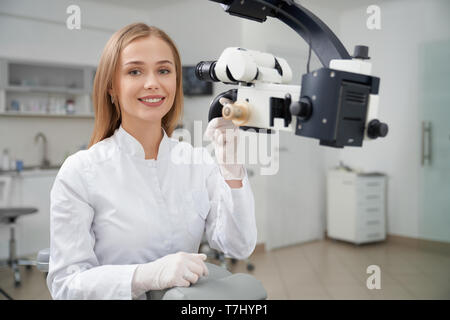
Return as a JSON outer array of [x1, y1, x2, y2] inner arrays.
[[196, 0, 389, 148]]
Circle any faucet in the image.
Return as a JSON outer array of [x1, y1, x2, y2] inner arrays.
[[34, 132, 51, 168]]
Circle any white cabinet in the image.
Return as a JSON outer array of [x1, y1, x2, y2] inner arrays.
[[0, 58, 95, 118], [326, 169, 387, 244]]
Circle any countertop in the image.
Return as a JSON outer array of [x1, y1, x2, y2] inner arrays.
[[0, 166, 60, 177]]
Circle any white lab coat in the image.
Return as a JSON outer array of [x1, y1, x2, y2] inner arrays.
[[46, 125, 256, 300]]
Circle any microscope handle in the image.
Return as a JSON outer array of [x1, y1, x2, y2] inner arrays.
[[208, 89, 237, 122], [222, 100, 251, 126]]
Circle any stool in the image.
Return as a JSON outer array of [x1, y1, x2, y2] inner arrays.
[[0, 207, 38, 299]]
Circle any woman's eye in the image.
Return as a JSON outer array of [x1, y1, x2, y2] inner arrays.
[[129, 69, 142, 76], [159, 69, 170, 75]]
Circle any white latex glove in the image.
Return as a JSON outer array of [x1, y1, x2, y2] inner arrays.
[[131, 252, 209, 299], [204, 98, 245, 180]]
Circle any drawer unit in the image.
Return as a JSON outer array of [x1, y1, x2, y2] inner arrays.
[[358, 202, 384, 221], [327, 170, 387, 244]]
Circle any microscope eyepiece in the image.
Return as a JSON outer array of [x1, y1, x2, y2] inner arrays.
[[195, 61, 219, 82]]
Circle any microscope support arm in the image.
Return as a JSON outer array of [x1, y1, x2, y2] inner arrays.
[[210, 0, 352, 66]]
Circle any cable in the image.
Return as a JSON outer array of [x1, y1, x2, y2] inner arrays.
[[306, 35, 312, 73]]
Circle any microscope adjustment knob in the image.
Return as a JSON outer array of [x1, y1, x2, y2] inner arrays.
[[290, 97, 312, 120], [353, 45, 370, 60], [222, 100, 251, 126], [367, 119, 389, 139]]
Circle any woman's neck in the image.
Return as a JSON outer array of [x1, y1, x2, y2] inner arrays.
[[121, 119, 163, 160]]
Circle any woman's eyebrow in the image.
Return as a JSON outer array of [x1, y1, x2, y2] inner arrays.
[[156, 60, 174, 65], [123, 60, 173, 66]]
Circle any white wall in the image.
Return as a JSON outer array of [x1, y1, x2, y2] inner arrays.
[[331, 0, 450, 239]]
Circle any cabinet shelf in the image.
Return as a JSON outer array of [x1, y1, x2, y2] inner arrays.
[[5, 85, 87, 95]]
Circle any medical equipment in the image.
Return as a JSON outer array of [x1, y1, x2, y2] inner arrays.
[[196, 0, 389, 148]]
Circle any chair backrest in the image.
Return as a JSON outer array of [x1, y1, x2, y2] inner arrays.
[[0, 176, 12, 207]]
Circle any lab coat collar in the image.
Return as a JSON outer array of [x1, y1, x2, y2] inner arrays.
[[115, 124, 171, 161]]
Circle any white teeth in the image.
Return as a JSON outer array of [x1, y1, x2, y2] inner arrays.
[[140, 98, 163, 103]]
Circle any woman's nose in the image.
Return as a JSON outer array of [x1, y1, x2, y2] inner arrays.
[[144, 72, 159, 90]]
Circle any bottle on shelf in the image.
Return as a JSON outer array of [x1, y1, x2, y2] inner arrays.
[[66, 99, 75, 115], [1, 148, 10, 171]]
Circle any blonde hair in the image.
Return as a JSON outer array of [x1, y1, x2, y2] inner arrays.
[[88, 23, 183, 148]]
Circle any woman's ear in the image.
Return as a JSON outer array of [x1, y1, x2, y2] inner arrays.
[[108, 87, 116, 105]]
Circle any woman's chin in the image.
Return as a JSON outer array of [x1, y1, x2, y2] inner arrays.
[[124, 106, 170, 124], [136, 112, 165, 123]]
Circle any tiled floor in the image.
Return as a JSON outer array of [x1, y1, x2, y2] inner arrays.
[[1, 239, 449, 300], [229, 239, 450, 300]]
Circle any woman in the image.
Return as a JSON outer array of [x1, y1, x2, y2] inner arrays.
[[47, 23, 256, 300]]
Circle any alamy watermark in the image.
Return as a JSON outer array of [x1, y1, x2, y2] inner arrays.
[[366, 265, 381, 290], [366, 5, 381, 30], [170, 120, 280, 176], [66, 5, 81, 30]]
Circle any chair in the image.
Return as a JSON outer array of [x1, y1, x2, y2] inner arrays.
[[36, 248, 267, 300], [0, 176, 39, 300]]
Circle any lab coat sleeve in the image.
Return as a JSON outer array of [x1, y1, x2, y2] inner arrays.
[[202, 149, 257, 260], [47, 153, 139, 300]]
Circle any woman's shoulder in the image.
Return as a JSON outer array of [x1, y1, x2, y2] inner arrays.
[[86, 136, 117, 163], [58, 137, 117, 177], [57, 149, 91, 177]]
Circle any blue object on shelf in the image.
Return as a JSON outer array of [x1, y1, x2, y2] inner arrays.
[[15, 160, 23, 172], [10, 100, 20, 112]]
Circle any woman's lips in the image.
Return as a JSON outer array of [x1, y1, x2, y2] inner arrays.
[[138, 97, 165, 107]]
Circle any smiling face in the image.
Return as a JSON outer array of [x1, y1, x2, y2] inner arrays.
[[111, 35, 177, 127]]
